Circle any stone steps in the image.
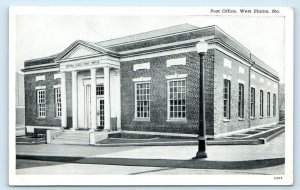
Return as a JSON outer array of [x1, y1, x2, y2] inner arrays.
[[51, 130, 90, 145]]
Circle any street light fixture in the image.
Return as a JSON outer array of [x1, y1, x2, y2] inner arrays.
[[195, 38, 208, 159]]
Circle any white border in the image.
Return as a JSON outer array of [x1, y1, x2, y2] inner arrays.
[[9, 6, 294, 186]]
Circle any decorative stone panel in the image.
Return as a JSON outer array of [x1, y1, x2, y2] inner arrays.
[[133, 62, 150, 71], [166, 57, 186, 67], [35, 75, 45, 81]]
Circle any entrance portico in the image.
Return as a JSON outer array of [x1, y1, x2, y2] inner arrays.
[[56, 40, 121, 131]]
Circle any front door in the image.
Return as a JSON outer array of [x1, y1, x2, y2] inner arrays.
[[85, 84, 105, 129], [97, 98, 105, 129]]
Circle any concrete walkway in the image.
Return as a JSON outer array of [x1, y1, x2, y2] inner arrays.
[[16, 133, 285, 170]]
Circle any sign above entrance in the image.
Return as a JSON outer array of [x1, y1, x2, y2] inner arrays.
[[66, 60, 100, 69]]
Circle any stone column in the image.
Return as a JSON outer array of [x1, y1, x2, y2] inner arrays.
[[71, 71, 78, 130], [90, 68, 97, 131], [60, 71, 67, 129], [104, 66, 111, 130]]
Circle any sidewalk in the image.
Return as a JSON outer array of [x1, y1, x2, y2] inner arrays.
[[16, 133, 285, 170]]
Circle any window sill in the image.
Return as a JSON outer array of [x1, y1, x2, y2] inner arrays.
[[251, 117, 256, 120], [260, 117, 264, 119], [54, 117, 61, 120], [238, 118, 245, 121], [166, 119, 187, 123], [223, 119, 231, 123], [133, 118, 150, 122]]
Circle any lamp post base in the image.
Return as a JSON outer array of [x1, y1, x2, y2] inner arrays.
[[195, 151, 207, 159], [193, 139, 207, 159]]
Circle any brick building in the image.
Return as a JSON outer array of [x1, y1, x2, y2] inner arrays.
[[22, 24, 279, 137]]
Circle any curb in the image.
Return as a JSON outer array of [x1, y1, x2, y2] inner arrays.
[[94, 139, 260, 147], [259, 128, 285, 144], [93, 127, 285, 147], [243, 126, 285, 140], [16, 141, 46, 145], [16, 154, 285, 170]]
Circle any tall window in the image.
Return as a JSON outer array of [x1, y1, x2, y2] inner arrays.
[[250, 87, 255, 118], [260, 90, 264, 117], [267, 92, 271, 117], [273, 94, 276, 117], [168, 79, 186, 119], [37, 89, 46, 118], [135, 82, 150, 119], [223, 79, 231, 119], [238, 84, 244, 118], [54, 88, 61, 117]]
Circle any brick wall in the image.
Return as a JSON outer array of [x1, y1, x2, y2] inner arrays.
[[24, 72, 61, 127], [250, 70, 279, 127], [213, 49, 251, 135], [120, 50, 215, 134], [213, 49, 279, 135]]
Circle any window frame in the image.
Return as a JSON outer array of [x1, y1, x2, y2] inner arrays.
[[54, 87, 62, 118], [238, 83, 245, 119], [96, 84, 104, 96], [273, 93, 276, 117], [36, 89, 46, 118], [134, 81, 151, 121], [267, 92, 271, 117], [260, 90, 264, 118], [250, 87, 256, 118], [223, 79, 231, 120], [167, 78, 187, 122]]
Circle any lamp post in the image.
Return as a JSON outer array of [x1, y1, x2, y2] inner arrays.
[[195, 38, 208, 158]]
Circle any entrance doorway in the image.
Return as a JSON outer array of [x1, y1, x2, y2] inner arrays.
[[84, 83, 105, 129]]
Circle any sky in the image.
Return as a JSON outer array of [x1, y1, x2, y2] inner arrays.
[[15, 14, 285, 82]]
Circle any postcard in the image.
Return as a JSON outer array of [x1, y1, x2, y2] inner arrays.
[[9, 6, 293, 185]]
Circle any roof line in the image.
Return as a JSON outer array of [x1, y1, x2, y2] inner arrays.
[[25, 53, 59, 63], [214, 25, 251, 54], [97, 23, 197, 44], [54, 40, 120, 62], [97, 25, 216, 48], [214, 25, 278, 77]]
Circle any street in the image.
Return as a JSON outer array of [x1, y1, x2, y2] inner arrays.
[[16, 159, 284, 175]]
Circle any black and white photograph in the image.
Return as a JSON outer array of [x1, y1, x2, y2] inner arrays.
[[9, 6, 293, 186]]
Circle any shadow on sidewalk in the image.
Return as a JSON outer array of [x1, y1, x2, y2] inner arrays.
[[17, 155, 285, 170]]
